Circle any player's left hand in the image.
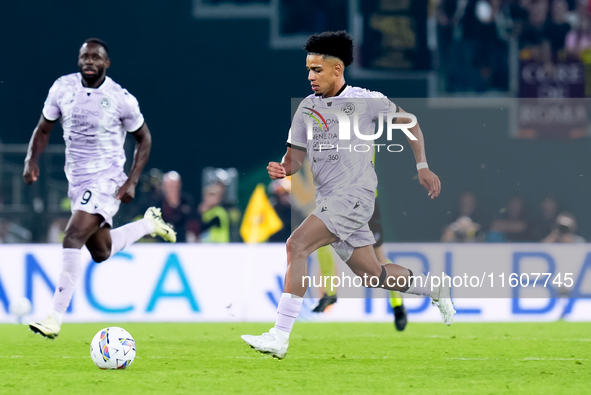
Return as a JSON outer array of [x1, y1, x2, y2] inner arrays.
[[116, 180, 136, 204], [418, 168, 441, 199]]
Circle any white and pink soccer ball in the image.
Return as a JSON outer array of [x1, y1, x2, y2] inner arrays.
[[90, 327, 136, 369]]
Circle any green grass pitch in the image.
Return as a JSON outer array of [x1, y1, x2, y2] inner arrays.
[[1, 322, 588, 394]]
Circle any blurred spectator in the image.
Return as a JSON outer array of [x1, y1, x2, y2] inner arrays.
[[543, 211, 586, 242], [519, 0, 552, 62], [441, 216, 483, 242], [545, 0, 571, 53], [267, 179, 304, 243], [449, 0, 510, 91], [441, 191, 485, 242], [436, 0, 460, 74], [202, 167, 241, 242], [565, 9, 591, 57], [510, 0, 532, 37], [47, 217, 69, 243], [47, 197, 71, 243], [267, 179, 291, 243], [448, 191, 486, 223], [489, 196, 532, 241], [198, 183, 230, 243], [126, 168, 165, 227], [158, 171, 198, 243], [0, 219, 32, 243], [531, 196, 559, 240]]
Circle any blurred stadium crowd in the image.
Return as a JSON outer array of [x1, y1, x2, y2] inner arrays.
[[441, 192, 585, 242], [439, 0, 591, 93], [0, 165, 584, 244]]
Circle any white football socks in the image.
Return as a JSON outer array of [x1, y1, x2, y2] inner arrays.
[[49, 219, 154, 325], [274, 293, 303, 336], [405, 273, 433, 297], [52, 248, 82, 319], [50, 310, 64, 326], [109, 218, 154, 257]]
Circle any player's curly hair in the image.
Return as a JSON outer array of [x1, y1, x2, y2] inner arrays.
[[304, 31, 353, 67], [83, 38, 110, 56]]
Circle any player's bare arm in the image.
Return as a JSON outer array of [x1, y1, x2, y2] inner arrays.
[[23, 115, 56, 184], [396, 106, 441, 199], [267, 147, 305, 179], [116, 123, 152, 203]]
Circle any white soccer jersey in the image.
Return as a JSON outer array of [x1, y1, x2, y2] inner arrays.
[[287, 86, 396, 203], [42, 73, 144, 187]]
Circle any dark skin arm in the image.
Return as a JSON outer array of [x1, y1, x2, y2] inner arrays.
[[267, 147, 306, 179], [117, 123, 152, 203], [396, 106, 441, 199], [23, 115, 56, 184]]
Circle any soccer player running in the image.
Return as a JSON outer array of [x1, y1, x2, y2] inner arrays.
[[24, 38, 176, 338], [242, 31, 454, 358]]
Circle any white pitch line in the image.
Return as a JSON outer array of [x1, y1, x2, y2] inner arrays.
[[522, 358, 588, 361]]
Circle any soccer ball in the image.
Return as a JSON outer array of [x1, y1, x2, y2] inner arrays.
[[9, 297, 32, 317], [90, 327, 136, 369]]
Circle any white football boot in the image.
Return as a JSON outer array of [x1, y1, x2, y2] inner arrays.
[[144, 207, 177, 243], [430, 274, 456, 326], [29, 315, 60, 339], [241, 328, 289, 359]]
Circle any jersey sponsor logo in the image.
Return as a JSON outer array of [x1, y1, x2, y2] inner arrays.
[[327, 153, 340, 165], [100, 97, 110, 109], [321, 206, 327, 212], [73, 107, 99, 116], [303, 107, 328, 132], [354, 201, 360, 209]]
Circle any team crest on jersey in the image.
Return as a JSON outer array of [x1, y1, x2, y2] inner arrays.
[[341, 102, 355, 115], [100, 98, 110, 109]]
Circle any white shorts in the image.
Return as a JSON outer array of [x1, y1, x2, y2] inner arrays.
[[68, 177, 125, 227], [311, 194, 376, 262]]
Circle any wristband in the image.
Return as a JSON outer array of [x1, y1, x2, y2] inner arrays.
[[416, 162, 429, 171]]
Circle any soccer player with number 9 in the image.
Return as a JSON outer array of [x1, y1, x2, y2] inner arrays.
[[24, 38, 177, 339]]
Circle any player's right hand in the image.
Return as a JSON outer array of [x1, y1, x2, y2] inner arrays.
[[23, 160, 39, 184], [418, 168, 441, 199], [267, 162, 286, 179]]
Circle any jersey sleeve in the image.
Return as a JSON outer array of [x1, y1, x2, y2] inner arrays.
[[120, 90, 145, 132], [366, 91, 397, 120], [286, 100, 308, 152], [42, 79, 62, 121]]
